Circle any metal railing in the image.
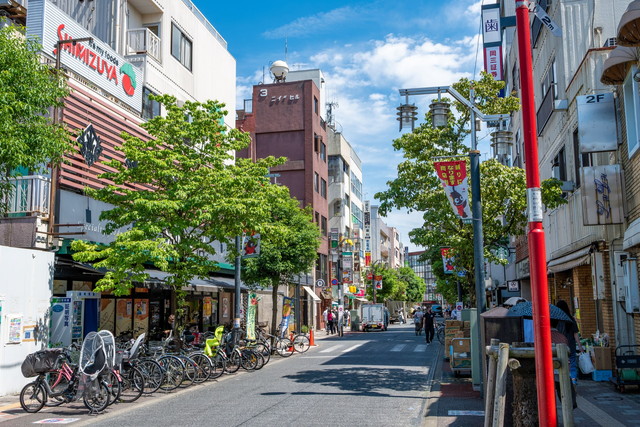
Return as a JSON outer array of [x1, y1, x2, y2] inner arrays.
[[127, 28, 161, 63], [3, 175, 50, 216]]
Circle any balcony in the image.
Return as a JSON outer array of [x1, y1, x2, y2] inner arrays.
[[3, 175, 50, 217], [126, 28, 161, 63]]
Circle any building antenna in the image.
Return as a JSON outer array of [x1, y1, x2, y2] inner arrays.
[[285, 37, 288, 63], [326, 100, 339, 129]]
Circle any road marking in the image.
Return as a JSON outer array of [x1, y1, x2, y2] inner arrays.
[[414, 345, 427, 352], [342, 344, 364, 353], [576, 396, 625, 427], [390, 344, 406, 352], [320, 345, 342, 353], [447, 410, 484, 416]]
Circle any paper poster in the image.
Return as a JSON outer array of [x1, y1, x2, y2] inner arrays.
[[23, 324, 36, 342], [434, 161, 472, 219], [8, 315, 22, 344]]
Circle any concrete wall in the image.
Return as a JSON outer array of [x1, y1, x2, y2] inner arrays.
[[0, 246, 54, 396]]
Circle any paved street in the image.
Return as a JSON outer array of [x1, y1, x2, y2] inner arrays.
[[0, 323, 440, 427]]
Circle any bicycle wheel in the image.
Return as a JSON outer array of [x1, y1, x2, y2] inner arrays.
[[210, 353, 226, 379], [189, 352, 212, 383], [293, 334, 310, 353], [254, 343, 270, 365], [136, 359, 163, 394], [437, 327, 445, 345], [44, 372, 70, 407], [82, 379, 110, 413], [240, 349, 258, 371], [20, 382, 46, 413], [276, 338, 294, 357], [119, 367, 144, 403], [254, 352, 266, 370], [103, 371, 121, 406], [178, 356, 196, 388], [225, 350, 241, 374], [157, 355, 185, 392]]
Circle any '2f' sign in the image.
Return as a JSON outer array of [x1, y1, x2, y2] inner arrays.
[[532, 5, 562, 37], [584, 94, 608, 103]]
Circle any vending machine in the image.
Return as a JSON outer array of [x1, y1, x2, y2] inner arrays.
[[50, 291, 100, 347]]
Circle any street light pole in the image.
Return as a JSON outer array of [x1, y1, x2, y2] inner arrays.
[[515, 1, 556, 425]]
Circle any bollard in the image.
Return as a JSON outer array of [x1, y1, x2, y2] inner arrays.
[[309, 329, 316, 346]]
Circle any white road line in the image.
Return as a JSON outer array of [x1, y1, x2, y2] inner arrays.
[[319, 345, 342, 353], [414, 345, 427, 352], [447, 410, 484, 416], [342, 344, 364, 353], [390, 344, 406, 352]]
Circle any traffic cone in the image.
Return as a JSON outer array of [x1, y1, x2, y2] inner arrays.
[[309, 329, 316, 346]]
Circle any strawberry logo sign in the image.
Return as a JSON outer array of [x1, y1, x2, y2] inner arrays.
[[120, 63, 137, 96]]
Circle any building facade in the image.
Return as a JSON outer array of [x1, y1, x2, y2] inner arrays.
[[407, 250, 437, 302]]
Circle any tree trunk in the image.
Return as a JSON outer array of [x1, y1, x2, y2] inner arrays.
[[271, 282, 279, 340], [511, 357, 538, 427]]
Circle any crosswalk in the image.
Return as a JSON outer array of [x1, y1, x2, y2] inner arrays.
[[314, 342, 438, 355]]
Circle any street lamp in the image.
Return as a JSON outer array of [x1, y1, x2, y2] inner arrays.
[[397, 85, 509, 395]]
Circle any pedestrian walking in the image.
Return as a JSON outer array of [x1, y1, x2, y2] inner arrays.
[[555, 300, 584, 386], [323, 307, 329, 334], [327, 309, 336, 334], [423, 307, 436, 344], [413, 308, 424, 335]]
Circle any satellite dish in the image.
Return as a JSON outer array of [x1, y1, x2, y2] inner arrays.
[[270, 60, 289, 83]]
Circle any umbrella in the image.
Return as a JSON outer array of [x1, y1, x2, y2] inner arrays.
[[507, 301, 573, 323], [503, 296, 527, 307]]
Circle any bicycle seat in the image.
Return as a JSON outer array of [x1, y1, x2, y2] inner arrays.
[[82, 348, 106, 376], [204, 325, 225, 357]]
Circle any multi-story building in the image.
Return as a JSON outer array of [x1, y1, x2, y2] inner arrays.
[[0, 0, 237, 394], [500, 0, 631, 349], [407, 250, 437, 302], [236, 65, 330, 328]]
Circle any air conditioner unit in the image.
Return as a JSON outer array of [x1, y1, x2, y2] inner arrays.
[[613, 251, 628, 302]]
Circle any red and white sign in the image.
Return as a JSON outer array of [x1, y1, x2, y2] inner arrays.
[[434, 161, 472, 220], [27, 0, 143, 112], [484, 46, 503, 81]]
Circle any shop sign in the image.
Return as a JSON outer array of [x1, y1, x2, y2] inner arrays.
[[26, 0, 143, 111], [581, 164, 623, 225], [577, 93, 617, 153]]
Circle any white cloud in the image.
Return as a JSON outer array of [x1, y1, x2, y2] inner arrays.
[[263, 7, 355, 39]]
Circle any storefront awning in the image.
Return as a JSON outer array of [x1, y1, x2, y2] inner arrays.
[[618, 0, 640, 46], [623, 217, 640, 250], [601, 46, 639, 85], [547, 246, 591, 274], [355, 297, 368, 302], [302, 286, 321, 302], [143, 269, 248, 292]]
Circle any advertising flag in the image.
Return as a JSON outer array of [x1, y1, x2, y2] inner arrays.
[[434, 161, 472, 219], [441, 248, 455, 274], [246, 293, 258, 340]]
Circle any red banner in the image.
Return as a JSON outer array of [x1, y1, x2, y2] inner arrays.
[[434, 161, 472, 219]]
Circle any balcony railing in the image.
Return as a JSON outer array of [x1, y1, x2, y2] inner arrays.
[[3, 175, 50, 216], [127, 28, 161, 63]]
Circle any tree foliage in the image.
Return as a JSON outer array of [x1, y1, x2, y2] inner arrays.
[[241, 194, 321, 335], [375, 73, 565, 303], [0, 24, 72, 214], [71, 95, 287, 322], [364, 265, 425, 303]]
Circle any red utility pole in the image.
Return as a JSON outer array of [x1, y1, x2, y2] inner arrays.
[[515, 1, 556, 426]]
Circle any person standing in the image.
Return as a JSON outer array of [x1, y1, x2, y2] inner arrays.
[[423, 307, 436, 344], [555, 300, 584, 385], [327, 309, 334, 334], [413, 308, 424, 335], [322, 307, 329, 334]]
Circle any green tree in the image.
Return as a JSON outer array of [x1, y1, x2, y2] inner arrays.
[[398, 266, 426, 303], [365, 265, 399, 302], [240, 194, 321, 336], [376, 73, 565, 303], [0, 24, 71, 215], [71, 95, 286, 325]]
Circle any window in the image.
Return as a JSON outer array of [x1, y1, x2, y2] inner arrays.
[[321, 216, 327, 236], [314, 96, 319, 114], [541, 59, 557, 100], [321, 178, 327, 198], [350, 173, 363, 200], [142, 87, 161, 120], [624, 66, 640, 159], [171, 23, 192, 71], [552, 146, 567, 181], [314, 172, 319, 192], [333, 199, 342, 217], [320, 142, 326, 162], [315, 211, 320, 225], [572, 128, 592, 188]]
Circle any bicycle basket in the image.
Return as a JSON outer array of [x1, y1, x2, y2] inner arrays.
[[21, 349, 63, 378]]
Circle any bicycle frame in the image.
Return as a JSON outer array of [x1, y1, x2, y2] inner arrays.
[[40, 362, 76, 400]]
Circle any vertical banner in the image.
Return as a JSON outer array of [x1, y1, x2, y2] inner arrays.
[[280, 297, 293, 338], [581, 165, 624, 225], [246, 293, 258, 340], [434, 161, 472, 219], [484, 46, 503, 81], [242, 233, 261, 257], [441, 248, 455, 274], [374, 275, 383, 290]]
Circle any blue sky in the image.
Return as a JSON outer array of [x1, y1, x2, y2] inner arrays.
[[193, 0, 493, 251]]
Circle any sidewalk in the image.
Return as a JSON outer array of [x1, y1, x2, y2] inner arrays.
[[423, 343, 640, 426]]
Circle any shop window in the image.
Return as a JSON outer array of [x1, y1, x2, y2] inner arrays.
[[623, 66, 640, 159], [142, 87, 161, 120], [171, 23, 192, 71]]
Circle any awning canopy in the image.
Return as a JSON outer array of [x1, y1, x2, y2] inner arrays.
[[547, 246, 591, 274], [624, 217, 640, 250], [618, 0, 640, 46], [144, 269, 248, 292], [601, 46, 639, 85], [302, 286, 321, 302]]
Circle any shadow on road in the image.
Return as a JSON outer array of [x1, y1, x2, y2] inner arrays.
[[280, 367, 428, 397]]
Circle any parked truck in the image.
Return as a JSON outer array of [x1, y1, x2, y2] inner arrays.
[[361, 304, 389, 331]]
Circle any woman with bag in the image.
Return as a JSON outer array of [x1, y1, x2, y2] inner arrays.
[[555, 300, 584, 385], [413, 308, 424, 335]]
